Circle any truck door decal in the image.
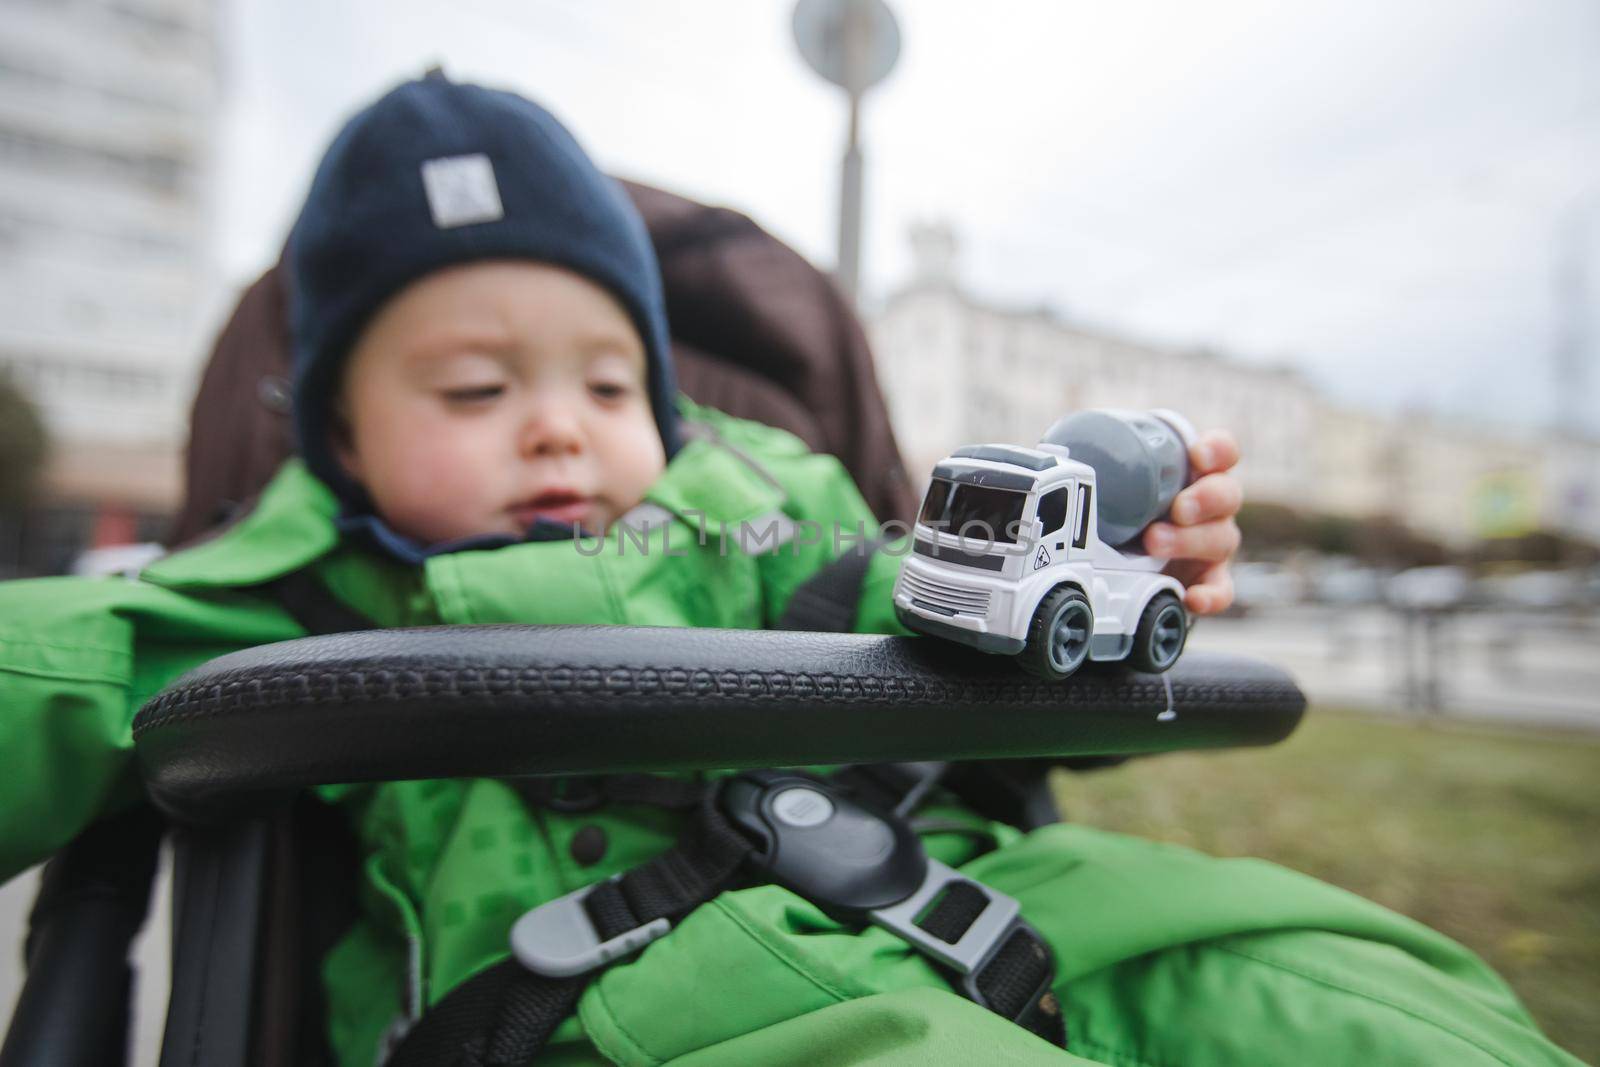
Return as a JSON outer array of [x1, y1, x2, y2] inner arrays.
[[1073, 484, 1092, 548]]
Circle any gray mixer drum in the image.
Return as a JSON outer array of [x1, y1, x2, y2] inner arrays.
[[1041, 409, 1195, 548]]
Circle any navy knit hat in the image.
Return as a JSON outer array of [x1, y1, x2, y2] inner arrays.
[[286, 74, 680, 511]]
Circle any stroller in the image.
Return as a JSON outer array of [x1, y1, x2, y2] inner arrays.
[[0, 183, 1304, 1067]]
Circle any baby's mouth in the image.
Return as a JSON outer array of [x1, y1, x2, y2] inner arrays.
[[510, 491, 593, 529]]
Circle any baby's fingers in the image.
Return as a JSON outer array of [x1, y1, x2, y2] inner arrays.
[[1183, 561, 1235, 615], [1170, 472, 1242, 527], [1190, 430, 1240, 475], [1144, 517, 1241, 562]]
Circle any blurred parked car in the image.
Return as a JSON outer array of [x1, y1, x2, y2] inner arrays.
[[1479, 569, 1586, 610], [1309, 561, 1386, 605], [1231, 561, 1308, 611], [1386, 565, 1474, 611]]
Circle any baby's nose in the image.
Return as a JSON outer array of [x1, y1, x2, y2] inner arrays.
[[519, 403, 584, 456]]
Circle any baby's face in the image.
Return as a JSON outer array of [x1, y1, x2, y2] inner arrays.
[[335, 260, 666, 544]]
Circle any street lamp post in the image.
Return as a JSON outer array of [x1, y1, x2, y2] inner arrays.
[[792, 0, 901, 304]]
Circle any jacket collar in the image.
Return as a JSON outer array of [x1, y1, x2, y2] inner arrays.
[[141, 459, 341, 590]]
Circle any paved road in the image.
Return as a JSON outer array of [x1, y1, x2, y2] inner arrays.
[[1189, 603, 1600, 732]]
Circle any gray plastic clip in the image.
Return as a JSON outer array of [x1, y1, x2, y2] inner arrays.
[[509, 878, 671, 978], [867, 859, 1020, 974]]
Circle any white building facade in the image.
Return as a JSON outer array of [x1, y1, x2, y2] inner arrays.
[[0, 0, 218, 515], [871, 226, 1320, 521], [870, 226, 1600, 550]]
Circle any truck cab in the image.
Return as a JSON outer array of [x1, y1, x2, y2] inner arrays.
[[893, 443, 1187, 679]]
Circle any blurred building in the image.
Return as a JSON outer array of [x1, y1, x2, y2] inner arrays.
[[871, 224, 1600, 551], [1539, 433, 1600, 543], [872, 223, 1321, 514], [1311, 406, 1405, 520], [1312, 410, 1598, 548], [0, 0, 217, 576]]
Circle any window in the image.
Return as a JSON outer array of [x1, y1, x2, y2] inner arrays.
[[917, 478, 953, 526], [918, 477, 1028, 545], [1072, 484, 1093, 548], [1035, 487, 1069, 535]]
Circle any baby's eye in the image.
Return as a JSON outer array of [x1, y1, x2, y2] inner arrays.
[[441, 384, 506, 403], [588, 380, 633, 401]]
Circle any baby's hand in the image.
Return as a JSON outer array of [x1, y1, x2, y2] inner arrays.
[[1141, 430, 1242, 615]]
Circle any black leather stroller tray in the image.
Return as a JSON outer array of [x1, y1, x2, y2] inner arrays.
[[133, 626, 1305, 824]]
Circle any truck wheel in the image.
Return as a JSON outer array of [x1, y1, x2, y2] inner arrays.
[[1128, 592, 1187, 673], [1019, 587, 1094, 680]]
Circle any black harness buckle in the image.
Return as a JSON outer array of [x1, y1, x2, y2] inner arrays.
[[719, 770, 1060, 1042], [720, 770, 928, 911], [507, 768, 1066, 1048]]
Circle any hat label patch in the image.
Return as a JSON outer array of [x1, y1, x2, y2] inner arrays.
[[420, 153, 504, 228]]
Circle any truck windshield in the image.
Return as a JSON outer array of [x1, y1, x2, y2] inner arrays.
[[917, 478, 1026, 545]]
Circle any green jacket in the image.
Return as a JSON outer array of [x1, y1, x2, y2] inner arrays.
[[0, 403, 1581, 1066]]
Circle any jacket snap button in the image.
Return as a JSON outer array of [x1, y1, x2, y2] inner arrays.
[[569, 824, 608, 867]]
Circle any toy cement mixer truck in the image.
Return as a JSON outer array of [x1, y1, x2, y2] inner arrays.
[[893, 409, 1197, 680]]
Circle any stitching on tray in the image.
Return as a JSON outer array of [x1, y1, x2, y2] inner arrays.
[[131, 660, 1297, 736]]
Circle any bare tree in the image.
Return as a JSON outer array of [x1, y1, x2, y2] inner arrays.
[[0, 373, 48, 511]]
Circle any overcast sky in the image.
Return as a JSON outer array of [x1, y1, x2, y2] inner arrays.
[[216, 0, 1600, 435]]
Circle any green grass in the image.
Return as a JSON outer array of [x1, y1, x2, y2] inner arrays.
[[1051, 708, 1600, 1063]]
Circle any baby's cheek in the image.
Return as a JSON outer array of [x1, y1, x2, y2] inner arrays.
[[385, 469, 504, 542], [609, 418, 666, 496], [406, 449, 494, 506]]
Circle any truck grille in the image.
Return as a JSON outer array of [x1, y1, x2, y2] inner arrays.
[[902, 571, 991, 617]]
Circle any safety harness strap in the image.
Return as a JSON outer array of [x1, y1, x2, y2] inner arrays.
[[916, 885, 1064, 1046], [381, 956, 582, 1067], [390, 776, 1065, 1065], [772, 538, 883, 631], [583, 791, 753, 939], [387, 882, 1063, 1067], [510, 773, 705, 814], [260, 569, 379, 635], [973, 927, 1064, 1045], [389, 793, 755, 1066]]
